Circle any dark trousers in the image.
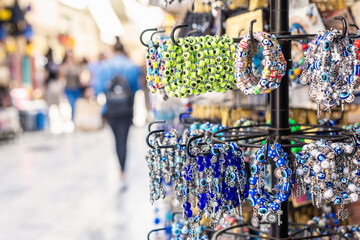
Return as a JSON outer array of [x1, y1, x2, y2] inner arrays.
[[106, 115, 132, 172]]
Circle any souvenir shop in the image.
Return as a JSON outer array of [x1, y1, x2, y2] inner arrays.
[[143, 0, 360, 239]]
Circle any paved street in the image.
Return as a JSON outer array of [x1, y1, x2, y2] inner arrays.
[[0, 126, 157, 240]]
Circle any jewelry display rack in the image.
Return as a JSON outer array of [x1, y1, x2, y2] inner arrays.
[[142, 0, 359, 238]]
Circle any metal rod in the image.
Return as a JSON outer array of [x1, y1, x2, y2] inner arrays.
[[270, 0, 290, 238], [170, 24, 188, 46], [140, 28, 158, 47]]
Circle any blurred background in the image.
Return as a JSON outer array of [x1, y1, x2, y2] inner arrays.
[[3, 0, 360, 239]]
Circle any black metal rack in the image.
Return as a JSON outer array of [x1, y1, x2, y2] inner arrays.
[[142, 0, 360, 239]]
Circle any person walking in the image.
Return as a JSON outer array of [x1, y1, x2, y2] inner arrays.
[[95, 37, 141, 190], [60, 50, 82, 120]]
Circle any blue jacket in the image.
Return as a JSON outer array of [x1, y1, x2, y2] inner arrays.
[[94, 54, 141, 114]]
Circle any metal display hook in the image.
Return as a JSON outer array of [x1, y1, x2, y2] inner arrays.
[[186, 134, 205, 157], [140, 28, 158, 47], [150, 29, 166, 42], [148, 120, 166, 132], [334, 16, 347, 39], [249, 19, 257, 42], [171, 24, 188, 46], [186, 29, 202, 37]]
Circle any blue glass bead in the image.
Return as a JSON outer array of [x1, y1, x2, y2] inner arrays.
[[198, 164, 205, 171], [230, 172, 236, 181], [183, 187, 189, 195], [271, 202, 280, 211], [339, 91, 350, 100], [154, 217, 160, 224], [256, 198, 265, 205], [197, 201, 205, 210], [334, 146, 342, 155], [326, 181, 333, 187], [200, 178, 207, 187], [161, 156, 166, 162], [317, 154, 325, 162], [318, 172, 326, 180], [172, 228, 181, 236], [183, 202, 191, 210], [186, 209, 192, 218], [248, 197, 257, 206], [357, 169, 360, 176], [182, 227, 189, 235], [334, 196, 341, 205], [256, 153, 266, 162], [282, 183, 290, 192], [282, 169, 290, 178], [249, 188, 257, 196], [194, 215, 201, 222], [249, 177, 258, 185], [341, 177, 347, 184], [276, 158, 286, 167], [258, 206, 268, 214], [279, 192, 288, 202], [267, 149, 276, 159], [250, 165, 260, 174], [342, 192, 349, 199]]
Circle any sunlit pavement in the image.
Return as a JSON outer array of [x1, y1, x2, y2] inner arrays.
[[0, 126, 156, 240]]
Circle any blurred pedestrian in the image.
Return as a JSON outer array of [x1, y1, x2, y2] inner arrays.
[[44, 48, 61, 106], [95, 37, 140, 190], [60, 50, 82, 120]]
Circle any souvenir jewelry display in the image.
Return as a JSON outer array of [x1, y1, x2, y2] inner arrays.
[[295, 140, 360, 220], [300, 29, 360, 114], [146, 122, 248, 231], [248, 142, 293, 227], [235, 32, 287, 95], [161, 35, 236, 98], [171, 217, 209, 240]]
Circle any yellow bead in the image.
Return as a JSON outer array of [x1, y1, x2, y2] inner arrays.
[[294, 68, 301, 76]]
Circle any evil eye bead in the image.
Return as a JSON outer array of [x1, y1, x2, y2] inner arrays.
[[318, 172, 326, 180], [248, 197, 257, 206], [342, 192, 349, 199], [258, 206, 268, 215], [200, 178, 207, 187], [260, 79, 268, 87], [317, 153, 326, 162], [230, 172, 236, 181], [333, 196, 341, 205], [172, 228, 181, 236], [323, 41, 330, 50], [320, 72, 328, 82], [256, 153, 266, 163], [339, 91, 350, 100], [282, 169, 290, 178], [250, 165, 260, 174], [262, 39, 269, 45]]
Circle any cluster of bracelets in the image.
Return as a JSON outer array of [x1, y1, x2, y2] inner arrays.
[[295, 139, 360, 220], [146, 122, 248, 231], [145, 39, 169, 95], [145, 32, 288, 98], [249, 143, 293, 227], [145, 35, 237, 98], [300, 29, 360, 113], [235, 32, 287, 95], [171, 217, 208, 240]]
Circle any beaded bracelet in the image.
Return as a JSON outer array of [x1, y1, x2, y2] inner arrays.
[[249, 143, 293, 227], [161, 35, 236, 98], [300, 29, 360, 113], [295, 140, 360, 220], [235, 32, 287, 95]]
